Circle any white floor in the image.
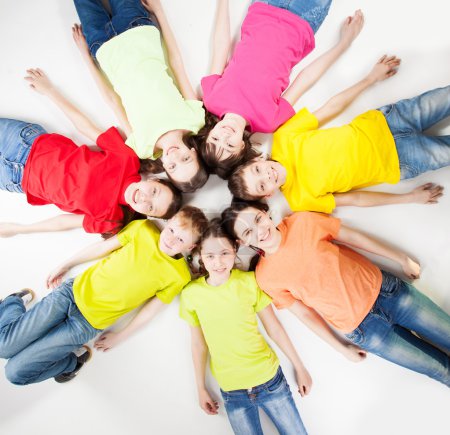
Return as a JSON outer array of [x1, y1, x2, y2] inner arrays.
[[1, 1, 449, 434]]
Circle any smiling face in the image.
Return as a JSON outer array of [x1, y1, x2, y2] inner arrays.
[[124, 179, 174, 218], [161, 140, 200, 184], [159, 215, 197, 257], [200, 236, 236, 280], [207, 118, 245, 162], [241, 160, 287, 198]]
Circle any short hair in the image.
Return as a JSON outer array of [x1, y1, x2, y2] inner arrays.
[[175, 205, 209, 242]]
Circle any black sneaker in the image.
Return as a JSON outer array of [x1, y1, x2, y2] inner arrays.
[[0, 288, 35, 305], [54, 345, 92, 384]]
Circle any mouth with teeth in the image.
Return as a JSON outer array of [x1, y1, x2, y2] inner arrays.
[[132, 189, 140, 204], [260, 227, 271, 243]]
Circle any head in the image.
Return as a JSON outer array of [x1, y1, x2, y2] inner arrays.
[[197, 219, 238, 279], [159, 205, 209, 257], [124, 177, 182, 219], [191, 111, 258, 179], [160, 136, 209, 193], [228, 157, 286, 200]]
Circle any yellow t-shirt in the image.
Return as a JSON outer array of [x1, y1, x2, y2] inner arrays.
[[272, 108, 400, 213], [74, 220, 191, 329], [179, 269, 279, 391], [96, 26, 205, 159]]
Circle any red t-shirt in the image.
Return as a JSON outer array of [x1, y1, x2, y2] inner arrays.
[[22, 127, 141, 234]]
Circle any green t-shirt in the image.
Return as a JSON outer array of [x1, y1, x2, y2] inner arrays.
[[96, 26, 205, 159], [74, 220, 191, 329], [179, 269, 279, 391]]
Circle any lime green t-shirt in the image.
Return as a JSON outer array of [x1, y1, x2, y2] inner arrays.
[[96, 26, 205, 159], [272, 108, 400, 213], [74, 220, 191, 329], [179, 269, 279, 391]]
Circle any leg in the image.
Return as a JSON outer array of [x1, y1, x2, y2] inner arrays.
[[258, 368, 307, 435], [221, 389, 264, 435], [109, 0, 154, 36], [0, 118, 46, 192]]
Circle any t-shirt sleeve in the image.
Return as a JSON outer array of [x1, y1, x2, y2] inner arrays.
[[274, 97, 296, 129], [82, 206, 124, 234], [179, 290, 200, 326], [274, 107, 319, 138], [184, 100, 206, 134], [155, 280, 185, 304], [117, 219, 146, 246], [269, 288, 297, 310], [300, 212, 341, 241], [201, 74, 221, 99], [96, 127, 134, 155], [299, 192, 336, 214]]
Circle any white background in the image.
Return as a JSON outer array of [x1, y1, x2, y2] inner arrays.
[[0, 1, 449, 434]]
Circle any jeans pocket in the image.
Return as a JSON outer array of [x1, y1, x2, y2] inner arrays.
[[345, 327, 364, 346], [265, 370, 286, 393], [379, 272, 402, 297]]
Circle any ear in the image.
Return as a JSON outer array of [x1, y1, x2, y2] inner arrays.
[[256, 154, 266, 161], [188, 243, 196, 252], [190, 147, 197, 155], [264, 192, 274, 199]]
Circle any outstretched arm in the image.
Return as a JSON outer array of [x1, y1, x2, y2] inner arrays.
[[258, 305, 312, 396], [72, 24, 132, 137], [334, 183, 444, 209], [0, 214, 83, 238], [288, 300, 367, 362], [313, 54, 401, 126], [336, 225, 421, 279], [94, 296, 166, 351], [209, 0, 231, 75], [283, 10, 364, 106], [25, 68, 103, 142], [142, 0, 198, 100]]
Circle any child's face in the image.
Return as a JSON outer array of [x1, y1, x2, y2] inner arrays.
[[233, 206, 277, 252], [159, 216, 197, 257], [207, 119, 245, 162], [200, 236, 236, 278], [161, 141, 199, 183], [241, 160, 286, 198], [124, 179, 173, 218]]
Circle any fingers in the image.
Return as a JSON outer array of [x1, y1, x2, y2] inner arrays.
[[423, 183, 444, 203], [202, 400, 219, 415]]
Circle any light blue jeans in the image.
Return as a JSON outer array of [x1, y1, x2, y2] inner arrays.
[[345, 271, 450, 387], [221, 367, 307, 435], [378, 85, 450, 179], [0, 118, 46, 193], [0, 279, 101, 385], [252, 0, 332, 33]]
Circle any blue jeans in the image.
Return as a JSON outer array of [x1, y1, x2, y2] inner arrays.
[[378, 86, 450, 179], [0, 118, 46, 193], [345, 271, 450, 387], [73, 0, 155, 57], [0, 279, 101, 385], [252, 0, 332, 33], [221, 367, 307, 435]]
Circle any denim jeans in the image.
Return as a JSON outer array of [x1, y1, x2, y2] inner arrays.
[[0, 118, 46, 193], [221, 367, 307, 435], [0, 279, 101, 385], [345, 271, 450, 387], [252, 0, 332, 33], [73, 0, 155, 57], [378, 86, 450, 180]]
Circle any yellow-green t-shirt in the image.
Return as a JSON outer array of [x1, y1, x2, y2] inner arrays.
[[96, 26, 205, 159], [179, 269, 279, 391], [272, 108, 400, 213], [74, 219, 191, 329]]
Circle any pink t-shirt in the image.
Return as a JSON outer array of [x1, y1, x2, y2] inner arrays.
[[201, 2, 315, 133]]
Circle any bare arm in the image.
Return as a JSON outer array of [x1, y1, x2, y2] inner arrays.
[[288, 300, 367, 362], [209, 0, 231, 75], [283, 10, 364, 106], [94, 297, 166, 350], [190, 325, 219, 415], [336, 225, 421, 279], [46, 235, 122, 289], [334, 183, 444, 208], [0, 214, 83, 238], [25, 68, 103, 142], [142, 0, 198, 100], [258, 305, 312, 396], [72, 24, 132, 137], [313, 55, 401, 126]]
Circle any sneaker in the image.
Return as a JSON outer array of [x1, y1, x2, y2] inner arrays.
[[0, 288, 35, 305], [54, 345, 92, 384]]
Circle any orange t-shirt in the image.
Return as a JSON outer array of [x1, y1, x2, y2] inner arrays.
[[255, 212, 381, 333]]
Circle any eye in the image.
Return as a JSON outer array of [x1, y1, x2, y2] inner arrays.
[[206, 254, 214, 260], [255, 166, 260, 174], [259, 183, 265, 193], [147, 204, 153, 212], [152, 187, 157, 196], [255, 214, 262, 223], [170, 228, 174, 234], [177, 237, 184, 243], [182, 156, 191, 163]]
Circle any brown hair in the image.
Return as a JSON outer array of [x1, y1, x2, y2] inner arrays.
[[175, 205, 209, 242], [227, 160, 265, 201], [190, 110, 260, 179]]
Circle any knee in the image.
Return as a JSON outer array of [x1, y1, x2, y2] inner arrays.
[[5, 359, 33, 386], [0, 341, 17, 360]]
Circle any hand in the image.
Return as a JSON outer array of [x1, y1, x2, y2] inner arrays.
[[0, 222, 22, 238], [94, 331, 122, 352], [294, 366, 313, 397], [402, 256, 421, 280], [339, 10, 364, 47], [367, 55, 401, 83], [198, 388, 219, 415], [24, 68, 54, 95], [410, 182, 444, 204], [342, 343, 367, 362], [72, 24, 91, 58], [46, 264, 70, 289]]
